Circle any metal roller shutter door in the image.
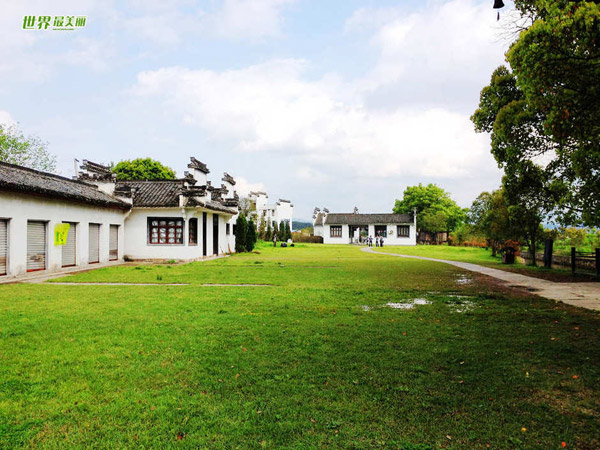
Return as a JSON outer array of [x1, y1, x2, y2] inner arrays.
[[62, 223, 76, 267], [89, 223, 100, 263], [0, 220, 7, 276], [27, 221, 46, 272], [109, 225, 118, 261]]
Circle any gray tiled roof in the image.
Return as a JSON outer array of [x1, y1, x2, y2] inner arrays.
[[118, 180, 184, 207], [117, 180, 238, 214], [324, 213, 413, 225], [0, 161, 130, 209]]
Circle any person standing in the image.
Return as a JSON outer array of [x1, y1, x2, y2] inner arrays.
[[375, 234, 379, 247], [380, 236, 384, 247], [273, 233, 277, 247]]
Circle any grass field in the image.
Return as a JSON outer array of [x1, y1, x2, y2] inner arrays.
[[1, 243, 599, 449], [375, 245, 599, 282]]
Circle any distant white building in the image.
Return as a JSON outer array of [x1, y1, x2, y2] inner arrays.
[[248, 191, 293, 230], [313, 208, 417, 245]]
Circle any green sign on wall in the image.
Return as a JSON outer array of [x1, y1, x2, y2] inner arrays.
[[54, 223, 70, 246]]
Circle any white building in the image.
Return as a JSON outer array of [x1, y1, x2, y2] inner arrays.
[[248, 191, 293, 230], [313, 208, 417, 245], [0, 157, 240, 279]]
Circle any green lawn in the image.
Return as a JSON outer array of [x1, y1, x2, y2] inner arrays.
[[375, 245, 599, 282], [1, 243, 599, 449]]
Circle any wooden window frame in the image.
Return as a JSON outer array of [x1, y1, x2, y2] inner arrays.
[[397, 225, 410, 238], [148, 217, 184, 245], [330, 225, 342, 238]]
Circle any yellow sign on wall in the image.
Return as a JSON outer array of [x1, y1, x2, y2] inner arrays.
[[54, 223, 70, 246]]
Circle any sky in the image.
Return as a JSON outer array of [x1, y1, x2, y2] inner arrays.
[[0, 0, 514, 220]]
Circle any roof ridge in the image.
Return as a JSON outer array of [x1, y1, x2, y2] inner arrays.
[[0, 160, 104, 188], [116, 179, 186, 182]]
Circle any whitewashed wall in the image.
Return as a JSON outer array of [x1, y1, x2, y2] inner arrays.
[[0, 192, 126, 278], [274, 202, 293, 230], [123, 208, 234, 260], [322, 223, 417, 246]]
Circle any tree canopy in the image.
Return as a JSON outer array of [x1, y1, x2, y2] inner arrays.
[[393, 183, 466, 233], [112, 158, 176, 181], [0, 124, 56, 172], [486, 1, 600, 226], [469, 189, 516, 256], [471, 66, 556, 261]]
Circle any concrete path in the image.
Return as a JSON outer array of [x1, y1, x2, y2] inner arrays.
[[362, 247, 600, 311]]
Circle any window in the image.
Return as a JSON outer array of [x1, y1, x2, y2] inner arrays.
[[226, 223, 231, 235], [397, 225, 410, 237], [330, 225, 342, 238], [148, 218, 183, 245], [374, 225, 387, 237], [189, 218, 198, 245]]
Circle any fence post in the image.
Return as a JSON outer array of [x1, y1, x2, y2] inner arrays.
[[596, 248, 600, 277], [571, 247, 576, 275], [544, 239, 553, 268]]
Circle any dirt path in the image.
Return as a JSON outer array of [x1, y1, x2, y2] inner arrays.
[[362, 247, 600, 311]]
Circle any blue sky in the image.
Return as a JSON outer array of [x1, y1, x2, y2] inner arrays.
[[1, 0, 512, 220]]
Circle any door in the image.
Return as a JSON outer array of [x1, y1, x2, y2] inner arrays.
[[27, 221, 46, 272], [109, 225, 118, 261], [0, 220, 7, 276], [213, 214, 219, 255], [202, 212, 207, 257], [89, 223, 100, 263], [62, 222, 77, 267]]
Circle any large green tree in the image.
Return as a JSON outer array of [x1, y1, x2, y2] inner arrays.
[[393, 184, 466, 233], [0, 124, 56, 172], [497, 1, 600, 225], [112, 158, 176, 181], [469, 189, 512, 256], [472, 66, 556, 262]]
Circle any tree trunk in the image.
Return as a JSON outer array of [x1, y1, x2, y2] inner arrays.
[[529, 230, 537, 267]]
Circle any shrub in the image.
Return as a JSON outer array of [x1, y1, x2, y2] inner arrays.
[[291, 233, 323, 243]]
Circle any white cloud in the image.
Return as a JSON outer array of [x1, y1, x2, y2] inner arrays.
[[129, 0, 507, 207], [210, 0, 296, 40], [123, 0, 296, 45], [0, 110, 17, 127], [234, 176, 266, 197], [132, 57, 496, 182]]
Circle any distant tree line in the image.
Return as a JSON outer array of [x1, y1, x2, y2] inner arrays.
[[256, 218, 292, 242]]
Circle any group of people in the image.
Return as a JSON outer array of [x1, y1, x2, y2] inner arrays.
[[365, 236, 384, 247]]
